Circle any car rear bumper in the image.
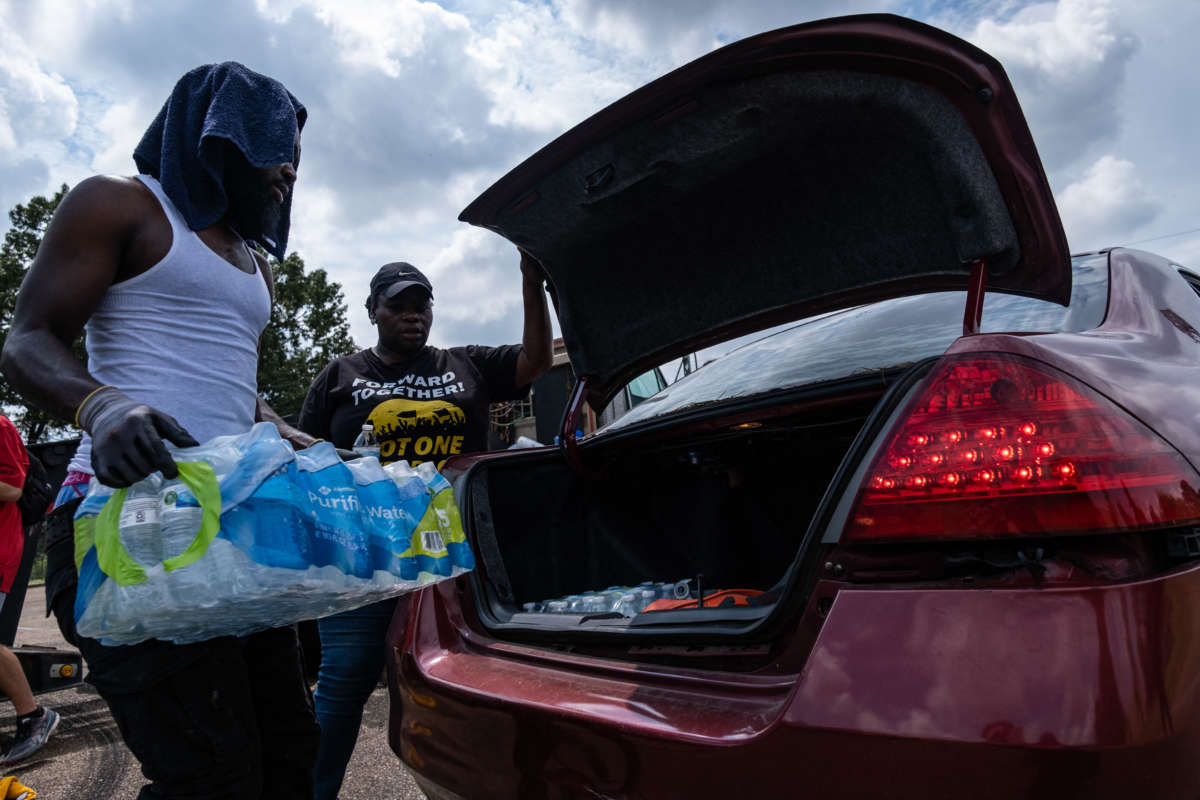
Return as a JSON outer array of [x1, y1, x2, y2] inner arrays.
[[388, 563, 1200, 799]]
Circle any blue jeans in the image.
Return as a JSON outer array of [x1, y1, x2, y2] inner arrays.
[[312, 597, 398, 800]]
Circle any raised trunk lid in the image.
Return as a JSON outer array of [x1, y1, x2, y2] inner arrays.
[[460, 14, 1070, 408]]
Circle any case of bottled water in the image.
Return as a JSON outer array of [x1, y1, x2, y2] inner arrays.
[[72, 422, 475, 646]]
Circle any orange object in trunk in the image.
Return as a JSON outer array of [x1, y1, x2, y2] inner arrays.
[[643, 589, 763, 612]]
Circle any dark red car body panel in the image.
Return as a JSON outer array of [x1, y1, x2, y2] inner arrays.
[[389, 563, 1200, 798], [387, 249, 1200, 798]]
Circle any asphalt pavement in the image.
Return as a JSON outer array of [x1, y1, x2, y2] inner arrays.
[[0, 587, 425, 799]]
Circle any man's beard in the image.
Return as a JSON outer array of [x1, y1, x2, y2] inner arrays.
[[226, 175, 284, 245]]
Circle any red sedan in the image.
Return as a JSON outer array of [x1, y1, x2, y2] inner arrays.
[[387, 14, 1200, 799]]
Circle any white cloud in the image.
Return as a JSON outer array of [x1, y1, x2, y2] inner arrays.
[[427, 227, 521, 323], [300, 0, 470, 77], [556, 0, 718, 62], [0, 38, 77, 149], [423, 225, 560, 349], [467, 2, 648, 133], [1056, 155, 1160, 250], [555, 0, 892, 63], [1, 0, 1198, 356], [89, 99, 149, 175], [961, 0, 1137, 168], [1163, 235, 1200, 271], [0, 21, 80, 210]]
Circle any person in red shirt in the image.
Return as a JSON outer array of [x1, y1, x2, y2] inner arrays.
[[0, 415, 58, 763]]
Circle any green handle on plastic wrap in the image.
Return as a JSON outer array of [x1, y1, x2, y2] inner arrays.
[[89, 461, 222, 586]]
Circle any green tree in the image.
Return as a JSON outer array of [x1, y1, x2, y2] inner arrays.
[[1, 187, 355, 441], [257, 251, 357, 417], [0, 185, 74, 444]]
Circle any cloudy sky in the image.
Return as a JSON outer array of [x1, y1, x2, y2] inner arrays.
[[2, 0, 1197, 354]]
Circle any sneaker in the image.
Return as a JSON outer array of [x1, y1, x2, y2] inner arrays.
[[2, 707, 59, 764]]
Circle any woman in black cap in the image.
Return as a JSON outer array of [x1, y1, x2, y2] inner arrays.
[[299, 252, 552, 800]]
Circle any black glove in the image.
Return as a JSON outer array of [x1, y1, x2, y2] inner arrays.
[[77, 388, 199, 487]]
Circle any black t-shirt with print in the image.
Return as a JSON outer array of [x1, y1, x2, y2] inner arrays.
[[299, 345, 526, 468]]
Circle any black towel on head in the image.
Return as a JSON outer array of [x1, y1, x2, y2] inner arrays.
[[133, 62, 307, 260]]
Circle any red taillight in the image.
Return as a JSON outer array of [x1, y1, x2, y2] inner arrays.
[[845, 354, 1200, 541]]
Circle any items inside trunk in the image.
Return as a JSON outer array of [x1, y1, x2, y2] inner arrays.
[[467, 396, 881, 629]]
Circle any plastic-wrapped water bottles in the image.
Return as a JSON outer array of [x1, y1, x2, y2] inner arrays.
[[72, 422, 476, 646], [615, 593, 639, 617], [532, 577, 707, 617], [639, 588, 657, 612]]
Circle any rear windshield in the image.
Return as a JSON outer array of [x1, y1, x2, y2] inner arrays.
[[605, 253, 1110, 431]]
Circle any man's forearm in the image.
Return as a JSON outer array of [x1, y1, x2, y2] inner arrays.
[[255, 396, 321, 449], [0, 327, 103, 425], [0, 482, 21, 503]]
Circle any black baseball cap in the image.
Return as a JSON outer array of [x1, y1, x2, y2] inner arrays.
[[369, 262, 433, 301]]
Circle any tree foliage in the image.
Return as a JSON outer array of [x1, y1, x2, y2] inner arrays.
[[0, 185, 73, 444], [0, 187, 356, 443], [256, 252, 357, 417]]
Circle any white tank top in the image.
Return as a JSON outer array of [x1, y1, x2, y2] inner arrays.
[[68, 175, 272, 475]]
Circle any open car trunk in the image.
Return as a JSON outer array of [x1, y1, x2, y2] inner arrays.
[[452, 14, 1076, 650], [461, 383, 894, 640], [460, 14, 1071, 409]]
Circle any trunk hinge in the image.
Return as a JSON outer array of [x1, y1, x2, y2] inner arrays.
[[559, 376, 590, 473], [963, 257, 987, 336]]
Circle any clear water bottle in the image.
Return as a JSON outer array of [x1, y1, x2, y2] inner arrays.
[[161, 491, 205, 562], [615, 593, 639, 617], [603, 589, 627, 612], [118, 477, 163, 566], [639, 588, 657, 612], [353, 423, 381, 459]]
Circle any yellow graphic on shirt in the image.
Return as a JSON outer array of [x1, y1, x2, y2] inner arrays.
[[367, 398, 468, 468]]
